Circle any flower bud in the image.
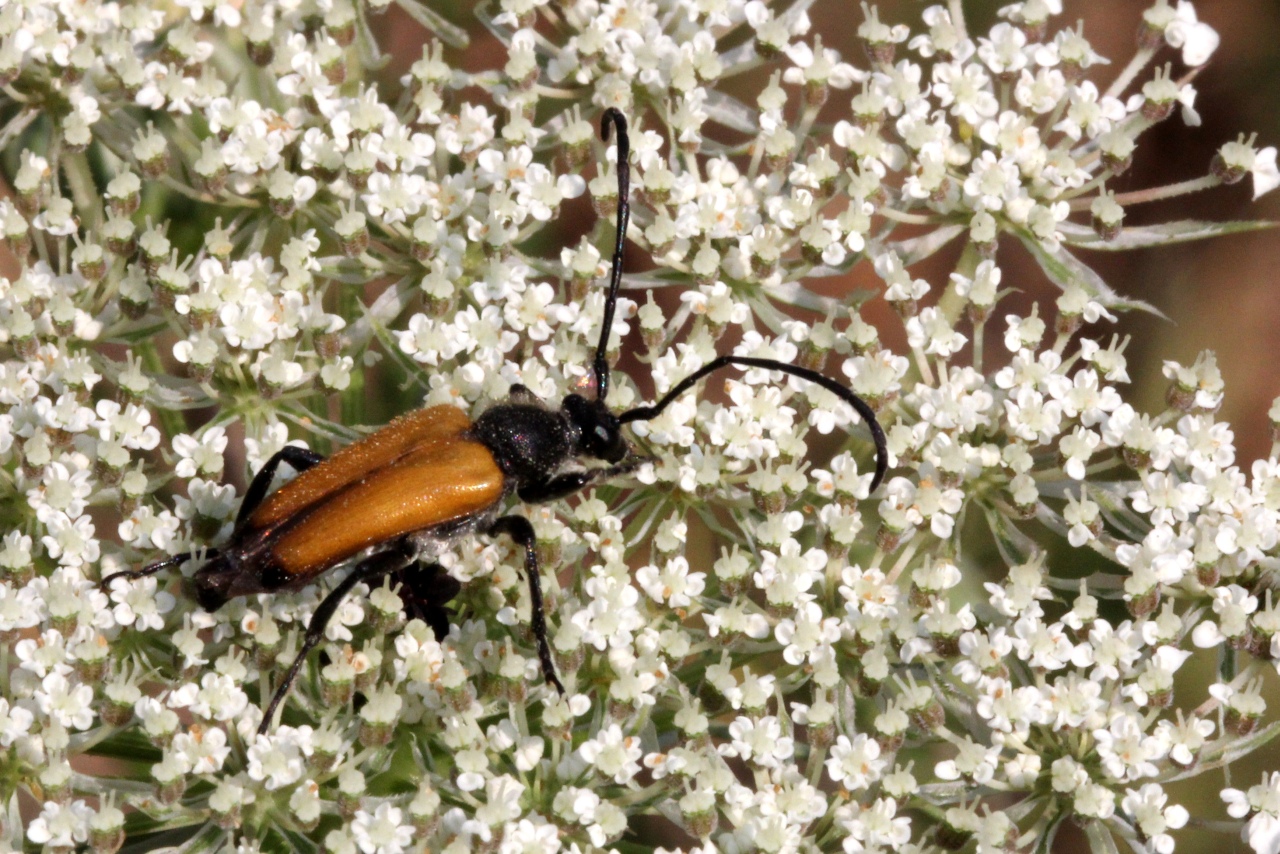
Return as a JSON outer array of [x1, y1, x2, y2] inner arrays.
[[1091, 191, 1125, 242], [73, 634, 110, 685], [409, 783, 442, 835], [336, 768, 366, 820], [357, 686, 401, 747], [152, 753, 186, 805], [679, 789, 718, 839], [132, 125, 170, 179], [89, 800, 126, 854], [40, 760, 73, 804], [1099, 129, 1136, 175], [335, 206, 369, 257], [209, 779, 252, 830]]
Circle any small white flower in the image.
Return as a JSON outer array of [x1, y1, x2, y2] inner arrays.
[[718, 716, 795, 769], [906, 307, 967, 358], [352, 803, 414, 854], [172, 726, 232, 774], [635, 556, 705, 609], [26, 800, 93, 848], [1156, 1, 1220, 66], [37, 672, 95, 730], [1223, 772, 1280, 854], [172, 427, 228, 478], [578, 725, 643, 784], [247, 726, 312, 790], [108, 574, 176, 630], [826, 733, 886, 791]]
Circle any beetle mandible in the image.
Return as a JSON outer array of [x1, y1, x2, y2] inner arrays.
[[103, 108, 889, 734]]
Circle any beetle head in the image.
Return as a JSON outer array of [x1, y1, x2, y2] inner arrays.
[[563, 392, 628, 463], [190, 553, 276, 611], [189, 556, 235, 611]]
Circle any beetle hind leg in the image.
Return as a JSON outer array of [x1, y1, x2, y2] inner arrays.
[[489, 514, 565, 695], [389, 563, 462, 642], [258, 541, 414, 734]]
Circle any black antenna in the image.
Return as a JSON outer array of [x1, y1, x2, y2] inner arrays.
[[101, 548, 228, 588], [594, 107, 630, 403], [619, 355, 890, 492], [101, 551, 197, 586]]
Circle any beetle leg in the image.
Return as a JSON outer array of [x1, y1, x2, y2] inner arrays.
[[488, 515, 566, 695], [388, 563, 462, 642], [516, 456, 654, 504], [236, 446, 326, 530], [259, 542, 414, 734]]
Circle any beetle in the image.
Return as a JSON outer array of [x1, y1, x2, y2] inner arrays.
[[103, 108, 889, 734]]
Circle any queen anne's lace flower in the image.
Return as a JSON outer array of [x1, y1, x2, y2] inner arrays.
[[1, 0, 1277, 851]]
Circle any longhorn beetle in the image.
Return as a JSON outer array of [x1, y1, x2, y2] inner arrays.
[[103, 109, 889, 734]]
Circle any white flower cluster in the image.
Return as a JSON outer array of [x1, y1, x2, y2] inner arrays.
[[2, 0, 1280, 852]]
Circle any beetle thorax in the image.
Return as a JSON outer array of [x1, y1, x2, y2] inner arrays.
[[471, 402, 577, 486]]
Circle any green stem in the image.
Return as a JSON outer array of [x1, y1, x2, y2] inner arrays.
[[972, 321, 984, 375], [140, 346, 188, 440], [62, 151, 102, 231], [1105, 45, 1156, 100], [1067, 174, 1222, 210], [947, 0, 967, 41], [876, 206, 938, 225]]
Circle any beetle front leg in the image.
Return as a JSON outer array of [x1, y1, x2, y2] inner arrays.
[[516, 456, 654, 504], [258, 541, 414, 734], [488, 515, 565, 695], [236, 446, 326, 530]]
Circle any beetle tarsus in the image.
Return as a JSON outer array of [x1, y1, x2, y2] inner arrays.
[[489, 514, 565, 695], [258, 542, 415, 735]]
